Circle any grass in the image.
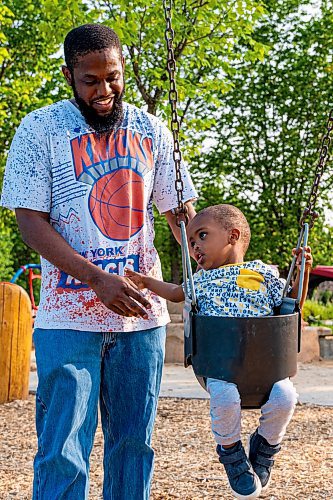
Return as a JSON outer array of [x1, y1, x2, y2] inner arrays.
[[303, 300, 333, 332]]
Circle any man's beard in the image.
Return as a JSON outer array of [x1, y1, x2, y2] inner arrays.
[[72, 82, 125, 135]]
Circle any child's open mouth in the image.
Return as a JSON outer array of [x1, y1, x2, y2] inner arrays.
[[196, 253, 205, 265]]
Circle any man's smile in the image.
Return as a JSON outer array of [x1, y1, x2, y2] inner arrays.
[[92, 96, 115, 112]]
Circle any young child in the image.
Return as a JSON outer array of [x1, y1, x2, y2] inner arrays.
[[126, 204, 312, 499]]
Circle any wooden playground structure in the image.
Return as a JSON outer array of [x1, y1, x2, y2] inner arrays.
[[0, 282, 32, 404], [0, 265, 40, 404]]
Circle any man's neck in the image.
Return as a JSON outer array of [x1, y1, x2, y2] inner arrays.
[[70, 97, 79, 108]]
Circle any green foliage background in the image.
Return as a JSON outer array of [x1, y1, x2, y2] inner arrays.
[[199, 0, 333, 276], [0, 0, 332, 292], [303, 300, 333, 323], [0, 0, 95, 284]]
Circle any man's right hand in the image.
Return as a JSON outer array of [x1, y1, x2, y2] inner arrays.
[[90, 272, 151, 319]]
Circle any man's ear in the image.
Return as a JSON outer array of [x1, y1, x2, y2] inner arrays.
[[229, 228, 240, 245], [62, 66, 72, 86]]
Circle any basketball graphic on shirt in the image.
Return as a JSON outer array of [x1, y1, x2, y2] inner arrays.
[[70, 129, 155, 241], [89, 168, 145, 241]]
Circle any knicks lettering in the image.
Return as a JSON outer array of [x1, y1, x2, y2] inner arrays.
[[57, 255, 140, 291], [71, 130, 153, 185]]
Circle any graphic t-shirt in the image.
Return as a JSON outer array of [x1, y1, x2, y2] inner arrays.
[[189, 260, 286, 317], [1, 100, 197, 331]]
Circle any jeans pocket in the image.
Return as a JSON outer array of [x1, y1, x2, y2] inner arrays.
[[36, 394, 48, 458]]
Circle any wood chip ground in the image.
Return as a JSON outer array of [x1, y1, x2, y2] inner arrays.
[[0, 396, 332, 499]]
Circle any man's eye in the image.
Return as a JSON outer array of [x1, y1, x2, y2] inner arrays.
[[190, 241, 195, 248], [199, 232, 207, 240], [84, 81, 96, 86]]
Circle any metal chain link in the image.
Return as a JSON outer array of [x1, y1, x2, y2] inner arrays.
[[300, 109, 333, 228], [163, 0, 188, 226]]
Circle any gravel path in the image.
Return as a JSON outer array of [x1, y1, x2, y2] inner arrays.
[[0, 397, 332, 499]]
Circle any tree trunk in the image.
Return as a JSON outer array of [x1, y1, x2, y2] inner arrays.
[[147, 101, 157, 115]]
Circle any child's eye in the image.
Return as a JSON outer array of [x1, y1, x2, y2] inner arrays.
[[199, 232, 207, 240]]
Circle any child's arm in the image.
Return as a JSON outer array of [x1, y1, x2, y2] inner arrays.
[[125, 269, 185, 303], [289, 246, 313, 309]]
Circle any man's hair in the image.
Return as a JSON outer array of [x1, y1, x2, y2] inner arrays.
[[64, 24, 122, 72], [196, 204, 251, 253]]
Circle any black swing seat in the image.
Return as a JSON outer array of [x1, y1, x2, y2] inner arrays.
[[183, 298, 301, 409]]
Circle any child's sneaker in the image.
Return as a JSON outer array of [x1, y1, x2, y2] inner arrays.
[[217, 441, 262, 499], [248, 430, 281, 491]]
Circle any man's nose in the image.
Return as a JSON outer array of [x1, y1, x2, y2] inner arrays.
[[97, 80, 112, 97]]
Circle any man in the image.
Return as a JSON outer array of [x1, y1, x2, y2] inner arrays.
[[1, 24, 196, 499]]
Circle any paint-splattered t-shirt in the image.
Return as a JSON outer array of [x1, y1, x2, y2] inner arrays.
[[1, 100, 197, 332], [189, 260, 286, 317]]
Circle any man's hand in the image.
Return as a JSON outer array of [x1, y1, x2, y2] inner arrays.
[[164, 201, 196, 245], [89, 272, 151, 318], [292, 246, 313, 270], [290, 246, 312, 309]]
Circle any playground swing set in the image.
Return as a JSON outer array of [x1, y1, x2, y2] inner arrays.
[[162, 0, 333, 409], [0, 4, 332, 408]]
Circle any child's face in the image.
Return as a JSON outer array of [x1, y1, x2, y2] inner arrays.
[[188, 214, 242, 270]]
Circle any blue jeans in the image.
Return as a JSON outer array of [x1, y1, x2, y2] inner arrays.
[[33, 326, 166, 500]]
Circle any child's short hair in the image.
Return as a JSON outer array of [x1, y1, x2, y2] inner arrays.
[[196, 204, 251, 253]]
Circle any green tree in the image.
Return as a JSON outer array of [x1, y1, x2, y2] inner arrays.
[[0, 0, 96, 281], [92, 0, 267, 282], [1, 0, 267, 283], [200, 0, 333, 274]]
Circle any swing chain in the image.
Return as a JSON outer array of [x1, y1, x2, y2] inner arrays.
[[163, 0, 188, 226], [300, 109, 333, 228]]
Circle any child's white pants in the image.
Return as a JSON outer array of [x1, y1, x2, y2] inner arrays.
[[207, 377, 298, 446]]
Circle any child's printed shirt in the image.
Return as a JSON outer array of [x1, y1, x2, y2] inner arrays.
[[191, 260, 286, 317], [1, 100, 197, 332]]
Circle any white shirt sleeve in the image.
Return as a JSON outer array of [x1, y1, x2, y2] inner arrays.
[[1, 111, 51, 212], [152, 122, 197, 214]]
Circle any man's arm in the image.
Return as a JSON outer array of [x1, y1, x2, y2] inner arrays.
[[164, 201, 196, 244], [15, 208, 151, 318]]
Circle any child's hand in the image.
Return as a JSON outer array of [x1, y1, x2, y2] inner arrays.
[[292, 246, 313, 270], [125, 269, 146, 289]]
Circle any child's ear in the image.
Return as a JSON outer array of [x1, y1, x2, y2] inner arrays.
[[229, 228, 240, 245]]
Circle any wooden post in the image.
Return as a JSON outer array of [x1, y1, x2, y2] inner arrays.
[[0, 282, 32, 404]]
